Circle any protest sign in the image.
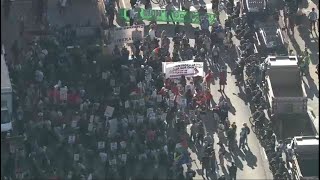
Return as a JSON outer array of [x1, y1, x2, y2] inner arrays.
[[60, 86, 68, 101], [121, 154, 127, 162], [111, 142, 117, 151], [68, 135, 75, 144], [88, 123, 94, 132], [71, 120, 78, 128], [104, 25, 144, 45], [99, 152, 107, 162], [102, 72, 108, 80], [110, 79, 115, 87], [137, 115, 144, 124], [74, 154, 79, 161], [98, 141, 105, 149], [125, 101, 130, 109], [162, 60, 194, 74], [139, 98, 145, 106], [118, 8, 217, 25], [164, 62, 204, 79], [104, 106, 115, 117]]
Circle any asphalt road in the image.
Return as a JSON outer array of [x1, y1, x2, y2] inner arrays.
[[117, 0, 274, 179]]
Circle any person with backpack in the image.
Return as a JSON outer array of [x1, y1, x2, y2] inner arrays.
[[239, 127, 246, 149], [243, 123, 250, 144], [228, 162, 237, 180]]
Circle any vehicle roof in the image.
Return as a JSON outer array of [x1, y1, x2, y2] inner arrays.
[[259, 24, 283, 47], [1, 48, 12, 93], [266, 56, 298, 66], [293, 136, 319, 154]]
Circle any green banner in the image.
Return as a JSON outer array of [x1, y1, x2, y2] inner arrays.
[[119, 8, 217, 25]]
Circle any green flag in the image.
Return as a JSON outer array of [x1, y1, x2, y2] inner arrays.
[[119, 8, 217, 25]]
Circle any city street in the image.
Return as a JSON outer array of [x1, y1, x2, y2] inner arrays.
[[116, 0, 319, 179], [1, 0, 318, 179]]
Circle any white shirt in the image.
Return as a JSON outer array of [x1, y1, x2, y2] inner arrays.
[[149, 29, 156, 40]]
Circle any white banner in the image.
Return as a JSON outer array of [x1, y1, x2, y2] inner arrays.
[[164, 62, 204, 79], [105, 25, 144, 45], [162, 60, 194, 74]]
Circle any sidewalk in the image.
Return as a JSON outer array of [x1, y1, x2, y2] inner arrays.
[[46, 0, 106, 27]]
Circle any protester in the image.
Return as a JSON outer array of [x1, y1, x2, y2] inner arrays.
[[228, 162, 237, 180], [308, 8, 318, 32], [165, 2, 175, 25], [218, 66, 227, 92]]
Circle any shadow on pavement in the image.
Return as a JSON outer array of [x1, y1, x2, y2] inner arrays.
[[242, 147, 258, 169], [303, 76, 319, 100], [296, 17, 319, 65]]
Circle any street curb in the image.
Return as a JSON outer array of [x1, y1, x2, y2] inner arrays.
[[258, 143, 273, 180]]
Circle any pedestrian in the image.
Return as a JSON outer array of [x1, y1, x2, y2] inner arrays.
[[228, 162, 237, 180], [201, 154, 210, 176], [205, 70, 214, 89], [211, 44, 220, 64], [218, 66, 227, 92], [19, 16, 25, 37], [190, 122, 197, 142], [200, 17, 210, 35], [165, 2, 175, 24], [107, 4, 115, 27], [308, 8, 318, 32], [59, 0, 67, 15], [218, 143, 226, 167], [197, 123, 205, 146], [127, 8, 136, 26], [205, 89, 213, 110], [239, 128, 246, 149], [243, 123, 250, 144]]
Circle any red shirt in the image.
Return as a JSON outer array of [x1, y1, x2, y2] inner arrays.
[[205, 72, 213, 82], [205, 91, 213, 101], [171, 86, 179, 96]]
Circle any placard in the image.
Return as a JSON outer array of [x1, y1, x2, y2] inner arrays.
[[74, 154, 79, 161], [128, 114, 134, 123], [110, 79, 115, 87], [161, 113, 167, 121], [102, 72, 108, 80], [98, 141, 105, 149], [137, 115, 144, 124], [157, 95, 162, 102], [88, 123, 94, 132], [89, 115, 94, 123], [99, 152, 107, 162], [120, 141, 126, 148], [151, 90, 157, 98], [60, 87, 68, 101], [125, 101, 130, 109], [130, 75, 135, 82], [111, 142, 117, 151], [68, 135, 75, 144], [121, 154, 127, 162], [110, 158, 117, 165], [71, 120, 77, 128], [147, 108, 153, 117], [104, 106, 115, 117], [113, 87, 120, 95], [149, 112, 156, 120]]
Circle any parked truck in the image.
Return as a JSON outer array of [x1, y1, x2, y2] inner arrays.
[[286, 136, 319, 180], [264, 56, 308, 116]]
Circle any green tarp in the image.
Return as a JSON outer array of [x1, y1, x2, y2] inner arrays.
[[118, 8, 217, 25]]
